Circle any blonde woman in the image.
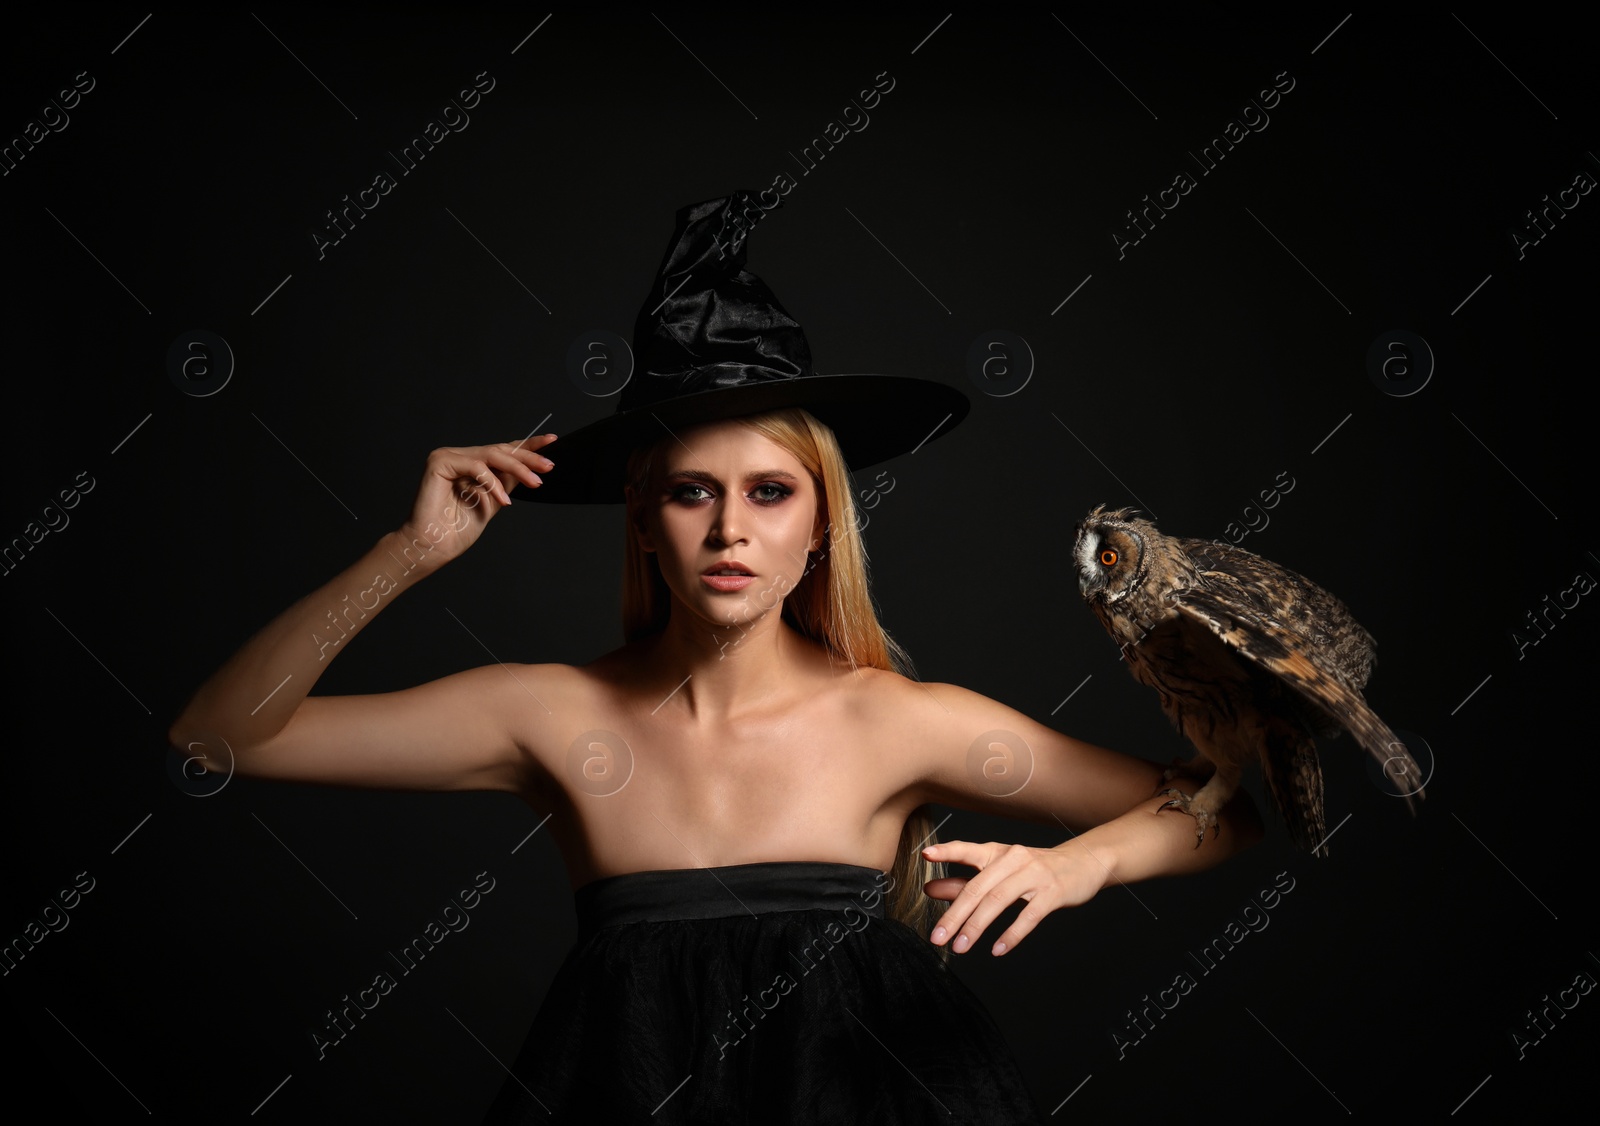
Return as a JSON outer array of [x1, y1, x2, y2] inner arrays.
[[170, 194, 1260, 1123]]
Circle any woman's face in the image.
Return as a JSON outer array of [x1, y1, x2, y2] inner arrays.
[[628, 420, 823, 631]]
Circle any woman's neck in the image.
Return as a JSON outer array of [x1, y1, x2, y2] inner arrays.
[[640, 600, 823, 724]]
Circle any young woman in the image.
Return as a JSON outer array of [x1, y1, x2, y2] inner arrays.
[[169, 194, 1261, 1123]]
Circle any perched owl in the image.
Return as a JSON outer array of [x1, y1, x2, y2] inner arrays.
[[1072, 505, 1422, 856]]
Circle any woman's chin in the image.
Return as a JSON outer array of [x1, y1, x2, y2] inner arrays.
[[699, 599, 775, 633]]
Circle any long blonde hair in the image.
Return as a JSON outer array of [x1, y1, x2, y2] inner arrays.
[[621, 407, 948, 946]]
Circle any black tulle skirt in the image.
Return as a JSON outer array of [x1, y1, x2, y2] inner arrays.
[[481, 861, 1045, 1124]]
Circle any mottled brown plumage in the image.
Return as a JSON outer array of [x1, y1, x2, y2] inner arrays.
[[1072, 506, 1422, 856]]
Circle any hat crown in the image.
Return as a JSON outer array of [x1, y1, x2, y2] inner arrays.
[[512, 190, 969, 504], [625, 191, 812, 412]]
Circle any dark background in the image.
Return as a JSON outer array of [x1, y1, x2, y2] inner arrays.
[[3, 6, 1594, 1120]]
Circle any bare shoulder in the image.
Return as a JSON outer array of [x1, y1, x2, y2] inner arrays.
[[845, 674, 1169, 828], [499, 646, 646, 699], [489, 657, 612, 742], [499, 658, 600, 694], [830, 669, 1000, 776], [816, 662, 939, 719], [454, 658, 620, 801], [561, 638, 662, 700], [848, 671, 1019, 729], [442, 658, 593, 716], [496, 642, 658, 753]]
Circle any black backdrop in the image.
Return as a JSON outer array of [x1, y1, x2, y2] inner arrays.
[[3, 6, 1594, 1120]]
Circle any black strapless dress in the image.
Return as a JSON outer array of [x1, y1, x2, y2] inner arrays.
[[481, 861, 1045, 1124]]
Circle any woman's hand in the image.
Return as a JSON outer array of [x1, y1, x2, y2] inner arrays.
[[920, 839, 1113, 957], [398, 437, 556, 570]]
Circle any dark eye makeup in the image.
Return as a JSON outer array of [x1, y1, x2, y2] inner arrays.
[[668, 481, 793, 505]]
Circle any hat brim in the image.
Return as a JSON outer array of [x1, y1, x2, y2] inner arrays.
[[512, 374, 970, 504]]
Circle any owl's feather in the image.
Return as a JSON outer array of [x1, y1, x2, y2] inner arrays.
[[1177, 537, 1376, 699], [1169, 583, 1420, 816], [1256, 716, 1327, 854], [1072, 506, 1424, 856]]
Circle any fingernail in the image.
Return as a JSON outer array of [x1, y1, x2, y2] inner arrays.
[[953, 934, 970, 954], [931, 926, 946, 943], [992, 941, 1007, 956]]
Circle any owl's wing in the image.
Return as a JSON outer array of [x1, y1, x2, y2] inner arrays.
[[1253, 692, 1331, 856], [1177, 538, 1377, 690], [1169, 581, 1424, 815]]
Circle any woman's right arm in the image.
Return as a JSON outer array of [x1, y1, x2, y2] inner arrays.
[[167, 439, 558, 795]]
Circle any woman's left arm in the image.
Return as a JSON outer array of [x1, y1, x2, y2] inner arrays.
[[895, 680, 1264, 956]]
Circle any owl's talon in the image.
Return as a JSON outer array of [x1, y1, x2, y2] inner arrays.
[[1155, 787, 1217, 847], [1075, 506, 1414, 857]]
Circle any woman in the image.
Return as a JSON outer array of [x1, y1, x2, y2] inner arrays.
[[169, 193, 1261, 1123]]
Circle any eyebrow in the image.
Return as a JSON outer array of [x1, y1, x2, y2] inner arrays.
[[662, 468, 802, 485]]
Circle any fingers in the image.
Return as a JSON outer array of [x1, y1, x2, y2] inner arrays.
[[921, 876, 969, 903], [427, 439, 557, 506], [480, 441, 555, 497], [517, 431, 560, 454], [479, 440, 558, 497], [462, 457, 514, 507], [922, 841, 1052, 957], [504, 436, 557, 492], [920, 838, 993, 868], [984, 884, 1051, 958], [506, 434, 559, 471]]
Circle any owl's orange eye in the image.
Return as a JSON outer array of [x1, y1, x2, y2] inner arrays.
[[1100, 549, 1118, 566]]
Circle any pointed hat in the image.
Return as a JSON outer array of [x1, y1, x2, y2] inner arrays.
[[514, 190, 969, 504]]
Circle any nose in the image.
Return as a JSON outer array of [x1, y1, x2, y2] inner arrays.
[[708, 498, 745, 546]]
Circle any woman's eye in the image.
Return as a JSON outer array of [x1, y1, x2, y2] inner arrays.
[[672, 484, 712, 502], [751, 483, 791, 504]]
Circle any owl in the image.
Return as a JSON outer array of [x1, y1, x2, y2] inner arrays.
[[1072, 505, 1423, 856]]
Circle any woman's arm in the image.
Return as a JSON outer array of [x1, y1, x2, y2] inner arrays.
[[890, 679, 1263, 955], [920, 786, 1261, 957], [167, 440, 556, 793]]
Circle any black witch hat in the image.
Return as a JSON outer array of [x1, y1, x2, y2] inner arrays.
[[513, 191, 969, 504]]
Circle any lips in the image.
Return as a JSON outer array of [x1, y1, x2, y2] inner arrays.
[[701, 560, 756, 593]]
